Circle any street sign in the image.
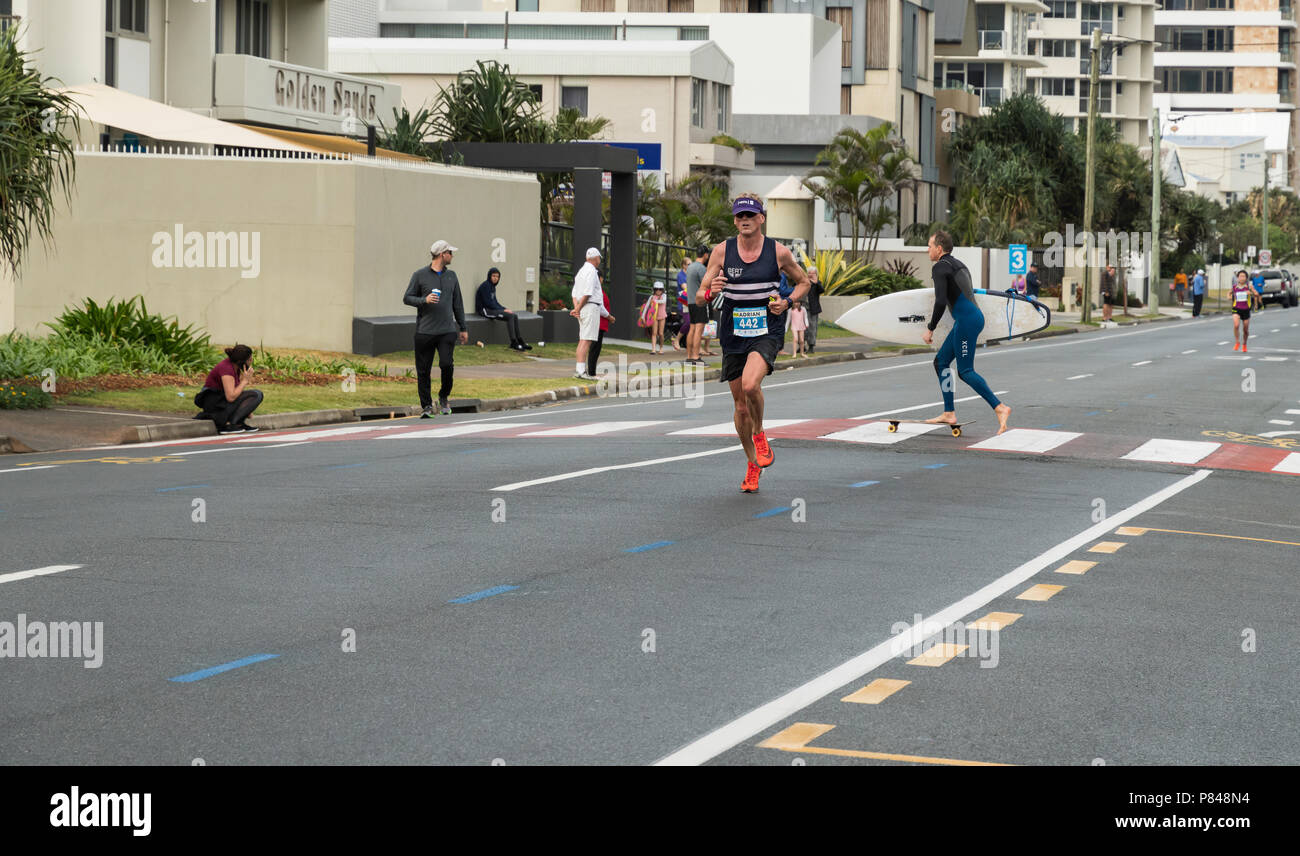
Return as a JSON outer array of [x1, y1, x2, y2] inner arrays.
[[1009, 244, 1029, 275], [1247, 245, 1257, 259], [1258, 249, 1272, 266]]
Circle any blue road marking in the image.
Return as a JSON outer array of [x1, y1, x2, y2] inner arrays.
[[169, 653, 279, 683], [448, 584, 520, 604], [1084, 410, 1102, 416], [850, 480, 880, 488], [157, 484, 210, 492], [754, 506, 792, 518], [624, 541, 674, 553], [924, 464, 947, 469]]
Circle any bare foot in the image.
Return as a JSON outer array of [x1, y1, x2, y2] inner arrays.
[[995, 403, 1012, 434], [924, 412, 958, 425]]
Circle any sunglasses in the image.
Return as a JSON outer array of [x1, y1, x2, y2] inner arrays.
[[734, 212, 759, 220]]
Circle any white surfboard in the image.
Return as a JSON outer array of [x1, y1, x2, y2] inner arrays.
[[834, 288, 1050, 346]]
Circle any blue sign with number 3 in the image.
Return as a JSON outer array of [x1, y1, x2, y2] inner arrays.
[[1009, 244, 1028, 276]]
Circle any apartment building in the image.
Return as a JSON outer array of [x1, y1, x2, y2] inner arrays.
[[934, 0, 1046, 114], [1153, 0, 1298, 192], [336, 0, 947, 244]]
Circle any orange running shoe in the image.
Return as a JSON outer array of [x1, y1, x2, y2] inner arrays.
[[753, 431, 774, 468], [741, 460, 761, 493], [1242, 345, 1248, 353], [1233, 342, 1241, 351]]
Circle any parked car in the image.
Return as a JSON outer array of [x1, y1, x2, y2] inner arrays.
[[1250, 268, 1298, 307]]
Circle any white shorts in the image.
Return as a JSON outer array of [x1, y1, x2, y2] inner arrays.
[[579, 302, 601, 341]]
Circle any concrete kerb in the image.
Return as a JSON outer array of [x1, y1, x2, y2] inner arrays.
[[94, 315, 1202, 446]]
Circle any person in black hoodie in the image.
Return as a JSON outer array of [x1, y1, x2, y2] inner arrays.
[[476, 267, 531, 351]]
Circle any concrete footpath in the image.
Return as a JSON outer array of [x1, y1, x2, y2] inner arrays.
[[1, 308, 1196, 454]]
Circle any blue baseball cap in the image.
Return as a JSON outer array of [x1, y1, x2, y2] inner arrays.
[[732, 196, 765, 216]]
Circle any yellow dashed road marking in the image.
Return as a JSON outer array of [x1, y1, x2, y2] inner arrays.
[[758, 723, 1012, 766], [968, 611, 1022, 631], [1088, 541, 1126, 553], [1017, 583, 1065, 601], [1112, 527, 1300, 548], [907, 643, 968, 667], [1114, 526, 1147, 536], [1054, 560, 1097, 575], [841, 678, 911, 705]]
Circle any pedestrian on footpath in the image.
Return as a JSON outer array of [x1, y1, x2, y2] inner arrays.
[[195, 344, 263, 433], [587, 278, 612, 378], [673, 278, 690, 351], [404, 240, 468, 417], [1100, 264, 1116, 322], [476, 267, 531, 351], [1174, 269, 1188, 305], [923, 229, 1012, 435], [1192, 268, 1207, 317], [1025, 263, 1040, 300], [1231, 269, 1263, 353], [650, 281, 668, 354], [699, 193, 809, 493], [805, 266, 823, 353], [571, 247, 613, 379], [788, 297, 808, 358], [685, 246, 710, 364]]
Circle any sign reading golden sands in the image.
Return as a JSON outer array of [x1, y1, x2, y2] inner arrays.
[[273, 69, 379, 124]]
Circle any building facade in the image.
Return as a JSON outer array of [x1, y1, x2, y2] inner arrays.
[[935, 0, 1047, 114], [1153, 0, 1298, 192]]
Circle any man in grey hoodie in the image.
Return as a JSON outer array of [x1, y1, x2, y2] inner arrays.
[[404, 240, 468, 416]]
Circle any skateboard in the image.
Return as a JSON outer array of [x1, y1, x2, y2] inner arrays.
[[885, 419, 976, 437]]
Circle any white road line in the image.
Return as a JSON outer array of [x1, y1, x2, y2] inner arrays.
[[1181, 350, 1197, 354], [519, 421, 669, 437], [854, 392, 1008, 420], [1271, 329, 1280, 333], [1273, 453, 1300, 475], [1131, 360, 1152, 366], [379, 422, 540, 440], [1122, 439, 1221, 464], [0, 565, 82, 585], [670, 419, 807, 436], [1260, 356, 1288, 362], [1218, 341, 1230, 345], [1268, 419, 1295, 426], [1215, 355, 1251, 361], [1066, 373, 1093, 380], [653, 470, 1214, 766], [967, 429, 1083, 454], [492, 445, 742, 492], [1260, 430, 1300, 438], [1286, 409, 1300, 415], [0, 465, 60, 474], [819, 421, 941, 445]]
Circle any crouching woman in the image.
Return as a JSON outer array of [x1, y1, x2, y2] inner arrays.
[[195, 344, 263, 434]]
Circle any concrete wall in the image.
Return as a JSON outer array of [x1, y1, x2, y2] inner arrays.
[[1, 153, 539, 353]]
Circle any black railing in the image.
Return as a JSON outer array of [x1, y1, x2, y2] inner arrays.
[[542, 222, 693, 301]]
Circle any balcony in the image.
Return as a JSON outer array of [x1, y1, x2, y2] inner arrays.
[[980, 29, 1008, 51], [1283, 44, 1295, 65]]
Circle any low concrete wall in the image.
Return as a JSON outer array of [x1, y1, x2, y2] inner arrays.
[[1, 152, 539, 353]]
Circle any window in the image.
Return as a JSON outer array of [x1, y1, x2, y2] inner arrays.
[[1079, 80, 1112, 113], [1160, 0, 1233, 9], [668, 0, 693, 10], [714, 82, 729, 131], [690, 78, 706, 128], [528, 84, 543, 102], [517, 0, 540, 9], [1044, 1, 1076, 18], [561, 86, 588, 116], [865, 0, 889, 69], [841, 85, 852, 114], [106, 0, 147, 36], [1041, 40, 1077, 58], [1080, 3, 1114, 35], [1155, 27, 1233, 52], [827, 8, 853, 68], [1041, 78, 1076, 97], [236, 0, 270, 58], [1157, 67, 1233, 93], [1080, 47, 1113, 76]]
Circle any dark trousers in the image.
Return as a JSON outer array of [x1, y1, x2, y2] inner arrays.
[[414, 332, 457, 407], [484, 311, 522, 342], [806, 312, 819, 349], [1193, 293, 1204, 316], [197, 388, 263, 430], [587, 329, 605, 377]]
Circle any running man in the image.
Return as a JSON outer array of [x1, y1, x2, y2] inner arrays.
[[1231, 268, 1263, 352], [698, 193, 809, 493], [922, 230, 1012, 434]]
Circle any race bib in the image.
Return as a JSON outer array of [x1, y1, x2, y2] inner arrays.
[[732, 306, 769, 337]]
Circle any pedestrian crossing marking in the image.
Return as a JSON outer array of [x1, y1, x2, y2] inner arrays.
[[819, 421, 941, 445], [1122, 439, 1220, 464], [519, 420, 668, 437], [668, 419, 807, 436], [1273, 453, 1300, 475], [379, 422, 540, 439], [967, 429, 1082, 454]]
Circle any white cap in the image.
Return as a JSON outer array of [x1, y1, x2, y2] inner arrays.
[[653, 281, 665, 290], [1197, 269, 1205, 274], [430, 240, 458, 255], [586, 247, 602, 259]]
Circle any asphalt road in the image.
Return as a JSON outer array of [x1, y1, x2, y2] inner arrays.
[[2, 310, 1298, 765]]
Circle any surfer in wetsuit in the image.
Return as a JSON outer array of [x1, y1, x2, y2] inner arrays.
[[922, 229, 1012, 434]]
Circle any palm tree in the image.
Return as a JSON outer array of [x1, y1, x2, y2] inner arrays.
[[803, 124, 917, 262], [0, 26, 80, 276], [431, 60, 545, 144], [377, 104, 439, 159]]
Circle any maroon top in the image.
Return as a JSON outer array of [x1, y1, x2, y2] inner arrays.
[[599, 292, 611, 333], [204, 358, 240, 392]]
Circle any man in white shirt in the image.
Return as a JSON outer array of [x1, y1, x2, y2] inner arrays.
[[570, 247, 614, 378]]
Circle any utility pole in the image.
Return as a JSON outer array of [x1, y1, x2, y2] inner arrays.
[[1081, 27, 1102, 324], [1261, 153, 1269, 264], [1151, 105, 1161, 314]]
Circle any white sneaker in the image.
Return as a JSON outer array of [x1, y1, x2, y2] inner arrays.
[[574, 371, 592, 379]]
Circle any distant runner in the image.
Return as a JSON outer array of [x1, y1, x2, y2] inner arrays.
[[699, 193, 809, 493], [1231, 269, 1263, 353], [923, 230, 1012, 434]]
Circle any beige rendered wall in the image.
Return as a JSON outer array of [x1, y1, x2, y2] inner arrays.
[[3, 153, 538, 353]]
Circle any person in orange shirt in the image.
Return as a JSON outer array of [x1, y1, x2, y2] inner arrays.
[[1174, 270, 1188, 304]]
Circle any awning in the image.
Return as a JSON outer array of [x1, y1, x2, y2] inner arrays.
[[60, 83, 315, 152], [232, 124, 428, 163]]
